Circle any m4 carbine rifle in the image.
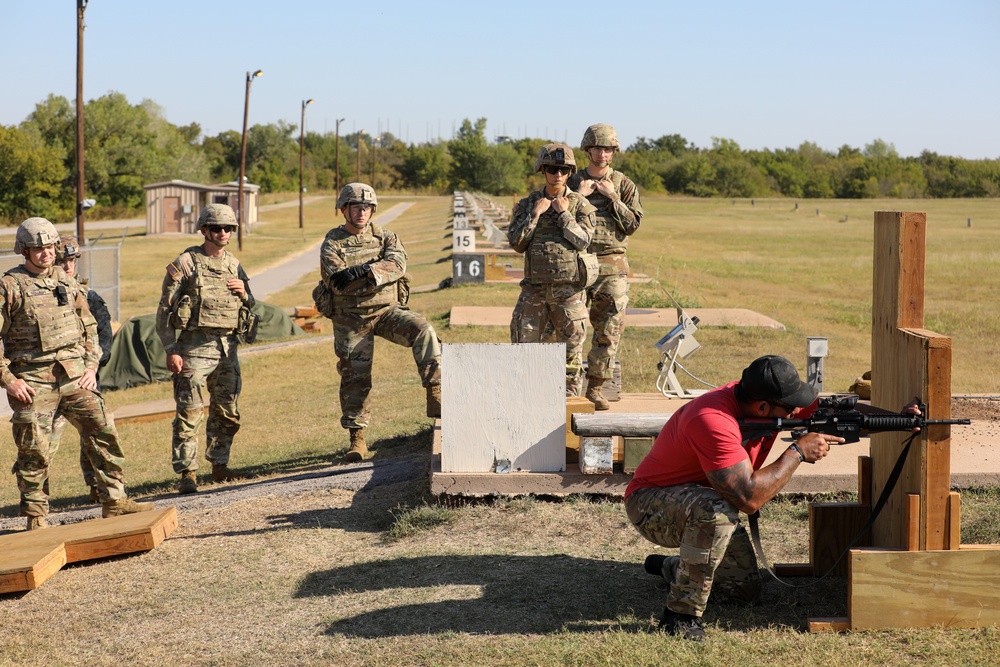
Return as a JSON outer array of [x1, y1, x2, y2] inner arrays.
[[740, 393, 971, 444]]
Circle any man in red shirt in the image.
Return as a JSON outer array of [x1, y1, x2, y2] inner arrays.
[[624, 355, 838, 640]]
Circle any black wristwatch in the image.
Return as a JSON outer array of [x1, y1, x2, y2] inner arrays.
[[789, 443, 806, 463]]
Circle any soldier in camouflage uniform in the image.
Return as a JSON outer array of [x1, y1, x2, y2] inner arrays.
[[315, 183, 442, 463], [155, 204, 254, 494], [1, 217, 153, 530], [567, 124, 642, 410], [508, 144, 597, 396], [624, 356, 831, 640], [49, 235, 114, 503]]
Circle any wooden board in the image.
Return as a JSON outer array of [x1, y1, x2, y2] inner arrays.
[[441, 344, 567, 473], [0, 507, 178, 593], [809, 502, 871, 576], [849, 546, 1000, 630]]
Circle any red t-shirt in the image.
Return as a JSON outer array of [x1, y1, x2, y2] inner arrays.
[[625, 382, 815, 498]]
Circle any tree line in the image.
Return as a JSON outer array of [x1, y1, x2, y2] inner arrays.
[[2, 93, 998, 224]]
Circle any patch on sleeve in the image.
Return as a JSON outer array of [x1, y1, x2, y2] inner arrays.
[[166, 262, 182, 279]]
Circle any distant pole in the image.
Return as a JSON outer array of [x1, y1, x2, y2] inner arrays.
[[371, 136, 378, 187], [237, 69, 263, 251], [299, 99, 313, 229], [334, 117, 345, 194], [75, 0, 88, 243], [356, 130, 366, 182]]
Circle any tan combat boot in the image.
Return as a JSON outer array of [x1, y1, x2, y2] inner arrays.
[[344, 428, 367, 463], [178, 470, 198, 495], [26, 515, 49, 531], [586, 377, 610, 411], [211, 463, 246, 483], [102, 497, 155, 518], [426, 384, 442, 419]]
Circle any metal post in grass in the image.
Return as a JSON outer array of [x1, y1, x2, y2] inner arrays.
[[299, 99, 313, 229], [75, 0, 88, 244], [334, 117, 346, 194], [238, 69, 263, 251]]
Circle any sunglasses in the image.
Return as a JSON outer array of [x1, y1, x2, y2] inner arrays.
[[543, 165, 572, 175], [208, 225, 237, 234], [349, 203, 374, 213]]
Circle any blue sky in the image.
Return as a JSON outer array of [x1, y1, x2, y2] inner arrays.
[[2, 0, 998, 158]]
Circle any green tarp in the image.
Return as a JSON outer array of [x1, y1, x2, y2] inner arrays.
[[99, 301, 306, 390]]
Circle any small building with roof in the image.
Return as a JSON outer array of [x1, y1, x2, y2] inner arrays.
[[143, 180, 260, 234]]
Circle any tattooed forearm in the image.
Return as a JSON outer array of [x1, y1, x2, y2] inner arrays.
[[706, 450, 801, 514]]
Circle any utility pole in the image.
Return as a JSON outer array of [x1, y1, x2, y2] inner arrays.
[[299, 99, 313, 229], [75, 0, 88, 243], [237, 69, 263, 251], [334, 117, 345, 194]]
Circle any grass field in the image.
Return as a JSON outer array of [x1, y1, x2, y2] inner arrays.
[[0, 194, 998, 666]]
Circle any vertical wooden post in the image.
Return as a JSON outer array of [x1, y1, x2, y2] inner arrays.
[[870, 211, 954, 550]]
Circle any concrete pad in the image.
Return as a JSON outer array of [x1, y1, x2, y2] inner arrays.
[[448, 306, 785, 330]]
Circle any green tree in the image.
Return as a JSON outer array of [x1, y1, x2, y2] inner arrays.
[[401, 142, 451, 191], [0, 124, 68, 223]]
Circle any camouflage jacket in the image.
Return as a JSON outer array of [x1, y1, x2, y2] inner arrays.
[[155, 245, 254, 355], [319, 223, 406, 312], [507, 187, 596, 284], [567, 167, 643, 256], [0, 264, 98, 387]]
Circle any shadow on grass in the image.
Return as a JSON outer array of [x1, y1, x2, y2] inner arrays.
[[298, 553, 652, 637], [295, 554, 849, 637]]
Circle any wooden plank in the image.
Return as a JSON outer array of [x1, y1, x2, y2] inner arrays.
[[946, 491, 961, 550], [849, 547, 1000, 630], [905, 493, 921, 551], [0, 507, 178, 592], [571, 413, 672, 438], [808, 617, 850, 633], [441, 344, 566, 473], [810, 502, 871, 576], [565, 397, 594, 464], [857, 455, 871, 506]]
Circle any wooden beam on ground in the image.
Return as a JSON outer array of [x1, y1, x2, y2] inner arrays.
[[0, 507, 177, 593], [808, 617, 851, 633], [571, 413, 671, 438], [848, 546, 1000, 630]]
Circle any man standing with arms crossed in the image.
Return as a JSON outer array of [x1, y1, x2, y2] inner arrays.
[[156, 204, 254, 494], [568, 124, 643, 410], [2, 217, 152, 528]]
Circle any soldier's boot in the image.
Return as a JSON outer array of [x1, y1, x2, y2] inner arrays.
[[344, 428, 367, 463], [586, 376, 610, 411], [88, 486, 100, 504], [178, 471, 198, 495], [102, 497, 155, 518], [211, 464, 247, 483], [26, 516, 49, 531], [426, 384, 442, 419]]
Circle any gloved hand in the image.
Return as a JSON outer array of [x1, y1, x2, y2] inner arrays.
[[332, 264, 370, 290]]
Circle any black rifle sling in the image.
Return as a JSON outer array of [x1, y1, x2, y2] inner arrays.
[[748, 432, 918, 588]]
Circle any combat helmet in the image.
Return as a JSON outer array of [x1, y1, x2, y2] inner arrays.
[[56, 234, 82, 262], [14, 217, 60, 254], [196, 203, 238, 230], [534, 143, 577, 173], [337, 183, 378, 212], [581, 124, 620, 152]]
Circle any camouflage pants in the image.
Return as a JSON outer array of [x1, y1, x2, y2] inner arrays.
[[172, 332, 242, 474], [50, 414, 98, 490], [510, 281, 588, 395], [586, 273, 629, 380], [9, 374, 126, 517], [333, 305, 442, 430], [625, 484, 762, 617]]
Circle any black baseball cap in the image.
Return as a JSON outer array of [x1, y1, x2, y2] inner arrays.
[[739, 355, 818, 408]]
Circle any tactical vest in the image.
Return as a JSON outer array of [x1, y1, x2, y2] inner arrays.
[[328, 224, 398, 311], [2, 267, 84, 362], [573, 170, 629, 256], [523, 192, 584, 285], [172, 249, 243, 331]]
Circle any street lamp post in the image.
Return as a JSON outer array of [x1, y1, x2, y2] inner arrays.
[[334, 117, 346, 194], [237, 69, 263, 251], [299, 98, 313, 229], [75, 0, 89, 244]]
